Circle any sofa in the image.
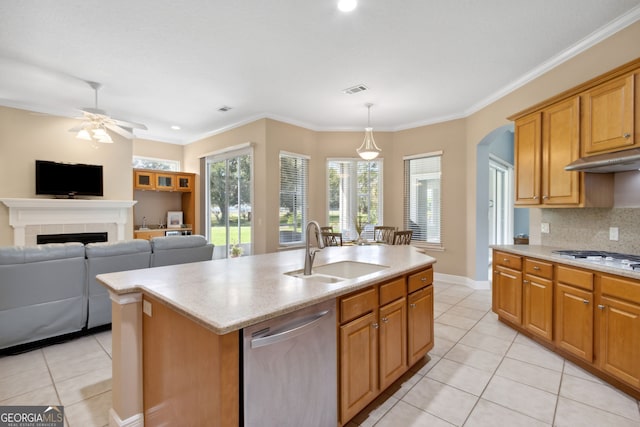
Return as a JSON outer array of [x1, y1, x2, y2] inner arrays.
[[0, 236, 214, 350]]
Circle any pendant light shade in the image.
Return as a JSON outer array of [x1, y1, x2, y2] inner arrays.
[[356, 103, 381, 160]]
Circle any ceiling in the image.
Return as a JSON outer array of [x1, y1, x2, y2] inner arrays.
[[1, 1, 640, 145]]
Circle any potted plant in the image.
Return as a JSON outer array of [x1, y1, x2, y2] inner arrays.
[[230, 243, 243, 258], [353, 214, 366, 245]]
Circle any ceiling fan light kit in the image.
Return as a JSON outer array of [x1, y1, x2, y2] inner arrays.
[[70, 81, 147, 143], [356, 103, 382, 160]]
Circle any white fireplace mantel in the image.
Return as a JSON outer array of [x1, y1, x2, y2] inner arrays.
[[1, 198, 137, 245]]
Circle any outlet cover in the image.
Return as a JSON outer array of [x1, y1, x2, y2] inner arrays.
[[541, 223, 550, 233], [609, 227, 619, 241]]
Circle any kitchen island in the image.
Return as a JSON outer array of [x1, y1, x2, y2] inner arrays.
[[97, 244, 436, 427]]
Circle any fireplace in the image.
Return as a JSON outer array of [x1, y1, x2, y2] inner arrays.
[[37, 232, 108, 245], [0, 198, 137, 246]]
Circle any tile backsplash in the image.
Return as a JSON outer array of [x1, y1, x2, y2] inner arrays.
[[541, 208, 640, 254]]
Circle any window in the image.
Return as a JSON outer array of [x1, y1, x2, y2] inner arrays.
[[132, 156, 179, 171], [327, 158, 383, 240], [404, 152, 442, 248], [280, 152, 309, 245]]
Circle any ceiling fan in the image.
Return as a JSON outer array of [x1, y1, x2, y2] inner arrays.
[[69, 81, 147, 143]]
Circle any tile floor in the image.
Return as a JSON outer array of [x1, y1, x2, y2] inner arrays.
[[1, 281, 639, 426]]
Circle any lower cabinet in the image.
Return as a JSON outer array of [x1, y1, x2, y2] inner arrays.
[[597, 275, 640, 388], [407, 285, 434, 366], [338, 267, 433, 425], [554, 266, 594, 363], [492, 249, 640, 399]]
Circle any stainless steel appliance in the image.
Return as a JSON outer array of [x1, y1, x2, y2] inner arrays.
[[242, 299, 336, 427], [553, 250, 640, 272]]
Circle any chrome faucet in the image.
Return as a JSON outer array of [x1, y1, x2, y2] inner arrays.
[[304, 220, 325, 275]]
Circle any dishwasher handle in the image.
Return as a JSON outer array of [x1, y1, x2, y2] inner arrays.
[[250, 310, 330, 349]]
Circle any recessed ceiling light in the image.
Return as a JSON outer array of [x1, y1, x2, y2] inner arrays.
[[170, 125, 181, 130], [338, 0, 357, 12]]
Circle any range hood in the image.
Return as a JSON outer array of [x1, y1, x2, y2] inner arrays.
[[565, 147, 640, 173]]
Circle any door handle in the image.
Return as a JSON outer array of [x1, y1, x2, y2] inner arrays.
[[250, 310, 330, 348]]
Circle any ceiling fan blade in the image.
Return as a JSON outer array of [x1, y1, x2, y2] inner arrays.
[[111, 117, 148, 130], [80, 107, 109, 116], [68, 125, 85, 132], [104, 123, 135, 139]]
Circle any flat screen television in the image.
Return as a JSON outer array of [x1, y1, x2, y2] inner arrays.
[[35, 160, 104, 198]]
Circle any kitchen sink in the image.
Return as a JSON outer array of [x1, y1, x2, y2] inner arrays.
[[285, 261, 389, 281], [284, 271, 344, 283]]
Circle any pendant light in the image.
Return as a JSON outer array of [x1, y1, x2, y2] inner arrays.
[[356, 103, 381, 160]]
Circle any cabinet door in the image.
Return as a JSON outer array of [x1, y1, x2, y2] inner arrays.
[[156, 173, 175, 191], [555, 283, 593, 362], [379, 298, 407, 390], [134, 170, 155, 190], [407, 286, 434, 366], [177, 174, 193, 192], [340, 312, 378, 424], [515, 113, 542, 205], [523, 274, 553, 341], [494, 265, 523, 325], [542, 96, 581, 205], [582, 74, 635, 155], [598, 296, 640, 388]]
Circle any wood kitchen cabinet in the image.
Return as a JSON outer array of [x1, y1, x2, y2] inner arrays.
[[555, 265, 594, 363], [134, 170, 155, 190], [582, 73, 636, 155], [514, 113, 542, 205], [523, 258, 553, 342], [338, 267, 433, 425], [493, 251, 523, 325], [597, 275, 640, 388]]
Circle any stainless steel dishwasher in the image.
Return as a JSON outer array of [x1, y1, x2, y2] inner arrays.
[[242, 299, 336, 427]]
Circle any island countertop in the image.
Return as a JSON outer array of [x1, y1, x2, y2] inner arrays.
[[97, 245, 436, 334]]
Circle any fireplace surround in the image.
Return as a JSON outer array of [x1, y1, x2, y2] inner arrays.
[[0, 198, 137, 246]]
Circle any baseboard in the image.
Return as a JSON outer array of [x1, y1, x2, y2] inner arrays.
[[434, 272, 490, 290], [109, 408, 143, 427]]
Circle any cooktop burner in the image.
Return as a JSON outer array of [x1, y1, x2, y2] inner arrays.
[[553, 250, 640, 271]]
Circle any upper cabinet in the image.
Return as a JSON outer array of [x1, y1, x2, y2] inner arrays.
[[510, 58, 640, 208], [582, 74, 635, 155], [133, 169, 195, 192]]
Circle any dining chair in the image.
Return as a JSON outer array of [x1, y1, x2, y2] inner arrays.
[[373, 226, 397, 244], [320, 226, 333, 233], [322, 232, 343, 246], [392, 230, 413, 245]]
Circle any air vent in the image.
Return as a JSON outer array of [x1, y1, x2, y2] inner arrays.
[[342, 84, 369, 95], [218, 105, 232, 112]]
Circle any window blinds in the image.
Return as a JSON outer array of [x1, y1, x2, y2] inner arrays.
[[403, 153, 442, 248], [279, 152, 309, 244]]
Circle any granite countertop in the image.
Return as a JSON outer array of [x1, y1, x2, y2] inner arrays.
[[491, 244, 640, 281], [97, 245, 436, 335]]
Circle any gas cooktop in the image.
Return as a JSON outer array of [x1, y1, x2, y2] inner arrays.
[[553, 250, 640, 272]]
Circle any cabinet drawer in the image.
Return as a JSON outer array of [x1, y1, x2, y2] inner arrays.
[[524, 258, 553, 279], [407, 268, 433, 293], [601, 274, 640, 304], [379, 277, 406, 306], [340, 287, 377, 324], [494, 251, 522, 270], [556, 265, 594, 291]]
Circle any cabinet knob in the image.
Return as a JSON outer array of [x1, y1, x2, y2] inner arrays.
[[624, 133, 631, 138], [503, 258, 509, 262], [372, 323, 379, 329], [523, 280, 529, 284], [533, 266, 540, 270], [533, 196, 539, 200], [421, 277, 427, 282], [598, 304, 605, 310], [382, 317, 389, 323], [542, 195, 549, 200], [494, 270, 498, 274], [583, 299, 590, 305], [410, 303, 416, 308]]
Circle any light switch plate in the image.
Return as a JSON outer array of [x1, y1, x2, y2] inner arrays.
[[541, 223, 550, 233], [609, 227, 619, 241]]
